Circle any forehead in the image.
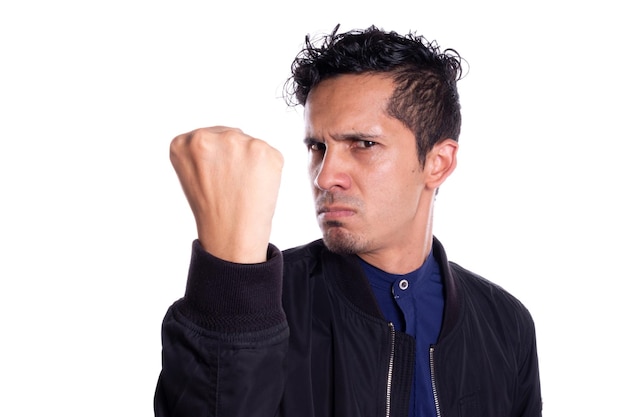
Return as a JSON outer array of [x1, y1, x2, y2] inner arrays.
[[303, 73, 397, 136]]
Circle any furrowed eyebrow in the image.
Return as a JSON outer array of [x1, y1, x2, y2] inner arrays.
[[335, 132, 381, 141], [303, 132, 381, 145]]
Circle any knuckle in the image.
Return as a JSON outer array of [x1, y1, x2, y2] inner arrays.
[[170, 128, 211, 161], [221, 129, 244, 145], [169, 127, 282, 171], [169, 134, 188, 162], [247, 138, 283, 164], [272, 147, 285, 168]]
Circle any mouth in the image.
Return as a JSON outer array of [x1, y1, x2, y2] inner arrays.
[[315, 192, 362, 224], [317, 206, 356, 221]]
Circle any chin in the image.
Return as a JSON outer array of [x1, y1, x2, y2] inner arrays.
[[322, 227, 366, 255]]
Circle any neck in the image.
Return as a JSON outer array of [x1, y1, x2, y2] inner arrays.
[[359, 203, 435, 274]]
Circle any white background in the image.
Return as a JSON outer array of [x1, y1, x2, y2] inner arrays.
[[1, 1, 624, 415]]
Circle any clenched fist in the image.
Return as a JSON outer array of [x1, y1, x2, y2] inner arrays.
[[170, 126, 284, 263]]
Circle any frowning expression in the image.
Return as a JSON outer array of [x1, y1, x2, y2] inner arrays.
[[304, 73, 432, 262]]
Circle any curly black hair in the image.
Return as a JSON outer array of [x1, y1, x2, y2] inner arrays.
[[284, 25, 464, 166]]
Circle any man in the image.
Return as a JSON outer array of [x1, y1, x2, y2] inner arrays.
[[155, 26, 542, 417]]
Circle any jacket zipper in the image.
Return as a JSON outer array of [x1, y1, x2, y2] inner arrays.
[[386, 322, 396, 417], [429, 346, 442, 417]]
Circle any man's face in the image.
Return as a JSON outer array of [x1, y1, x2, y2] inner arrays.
[[304, 73, 433, 265]]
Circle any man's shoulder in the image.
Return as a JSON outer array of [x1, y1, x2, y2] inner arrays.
[[449, 261, 533, 320]]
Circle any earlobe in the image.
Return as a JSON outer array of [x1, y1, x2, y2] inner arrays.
[[425, 139, 458, 190]]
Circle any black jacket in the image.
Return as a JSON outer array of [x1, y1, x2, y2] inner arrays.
[[155, 238, 542, 417]]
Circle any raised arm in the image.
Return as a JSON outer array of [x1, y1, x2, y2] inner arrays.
[[155, 127, 288, 417]]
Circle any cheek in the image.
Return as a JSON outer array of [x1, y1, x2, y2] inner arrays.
[[367, 157, 410, 187], [308, 152, 322, 175], [308, 163, 319, 190], [371, 163, 422, 204]]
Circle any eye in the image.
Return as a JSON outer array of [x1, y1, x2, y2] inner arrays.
[[306, 140, 326, 152], [354, 140, 377, 149]]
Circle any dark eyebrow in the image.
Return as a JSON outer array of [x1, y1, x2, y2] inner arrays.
[[339, 133, 381, 142], [303, 137, 320, 146], [304, 132, 381, 145]]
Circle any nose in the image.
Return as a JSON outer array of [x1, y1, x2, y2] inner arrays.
[[312, 147, 351, 191]]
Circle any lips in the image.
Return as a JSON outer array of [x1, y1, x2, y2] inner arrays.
[[316, 192, 361, 222], [317, 206, 356, 220]]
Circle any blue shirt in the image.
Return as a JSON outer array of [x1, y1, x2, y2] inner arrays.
[[359, 251, 444, 417]]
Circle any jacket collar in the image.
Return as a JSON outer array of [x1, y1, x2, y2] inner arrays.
[[316, 237, 462, 338], [431, 237, 461, 341]]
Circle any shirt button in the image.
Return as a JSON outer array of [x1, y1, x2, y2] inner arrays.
[[399, 279, 409, 290]]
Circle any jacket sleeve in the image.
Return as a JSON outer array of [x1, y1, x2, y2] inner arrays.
[[154, 240, 289, 417], [514, 312, 543, 417]]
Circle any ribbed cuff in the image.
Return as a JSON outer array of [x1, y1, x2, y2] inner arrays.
[[179, 239, 285, 333]]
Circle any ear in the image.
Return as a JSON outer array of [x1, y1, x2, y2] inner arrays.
[[424, 139, 458, 191]]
